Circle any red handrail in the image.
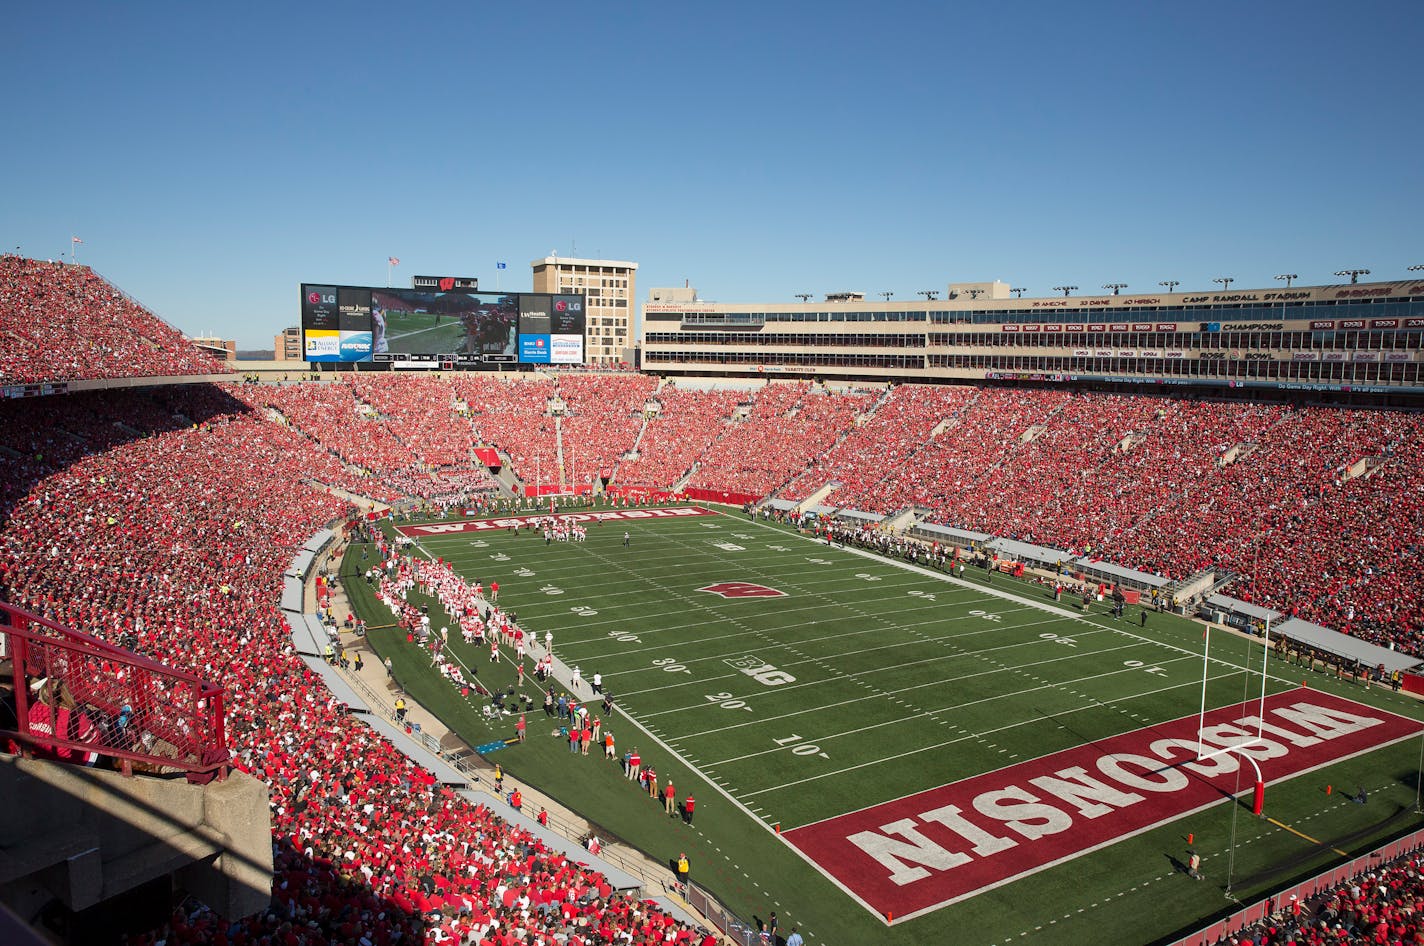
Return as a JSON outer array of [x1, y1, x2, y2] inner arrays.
[[1, 602, 229, 783]]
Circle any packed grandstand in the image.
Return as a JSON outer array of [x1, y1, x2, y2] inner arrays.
[[2, 256, 1424, 945]]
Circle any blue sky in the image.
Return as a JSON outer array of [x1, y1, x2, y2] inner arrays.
[[4, 1, 1421, 348]]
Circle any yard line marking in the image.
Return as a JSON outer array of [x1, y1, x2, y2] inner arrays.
[[704, 653, 1202, 768], [738, 513, 1301, 686], [660, 639, 1151, 735], [618, 606, 1244, 702], [737, 671, 1248, 800]]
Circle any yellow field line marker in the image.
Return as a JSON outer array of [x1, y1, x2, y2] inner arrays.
[[1264, 816, 1348, 857]]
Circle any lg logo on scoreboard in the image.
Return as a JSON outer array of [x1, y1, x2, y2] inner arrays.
[[307, 290, 335, 305], [555, 299, 583, 313]]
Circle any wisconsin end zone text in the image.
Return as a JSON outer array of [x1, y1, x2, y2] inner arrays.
[[785, 689, 1424, 923]]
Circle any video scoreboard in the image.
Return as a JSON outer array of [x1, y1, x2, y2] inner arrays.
[[300, 283, 586, 366]]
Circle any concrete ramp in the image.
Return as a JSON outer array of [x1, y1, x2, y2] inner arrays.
[[882, 507, 923, 531], [1218, 441, 1259, 468], [1019, 424, 1048, 444], [796, 481, 840, 512], [1343, 455, 1387, 482]]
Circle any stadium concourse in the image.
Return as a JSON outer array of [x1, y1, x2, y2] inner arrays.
[[3, 260, 1424, 944]]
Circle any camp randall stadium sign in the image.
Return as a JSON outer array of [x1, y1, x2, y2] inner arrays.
[[785, 689, 1423, 923]]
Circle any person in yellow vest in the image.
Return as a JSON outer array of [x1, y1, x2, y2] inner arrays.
[[675, 852, 690, 889], [394, 697, 406, 721]]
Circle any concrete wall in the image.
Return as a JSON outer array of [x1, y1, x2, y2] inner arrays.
[[0, 757, 272, 923]]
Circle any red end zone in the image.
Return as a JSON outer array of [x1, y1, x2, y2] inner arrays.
[[784, 689, 1424, 923], [395, 505, 718, 536]]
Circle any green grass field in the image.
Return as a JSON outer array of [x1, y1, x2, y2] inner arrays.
[[341, 505, 1424, 946], [384, 309, 473, 355]]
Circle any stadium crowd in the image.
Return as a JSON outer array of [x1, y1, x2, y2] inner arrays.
[[615, 386, 745, 489], [352, 376, 480, 468], [11, 259, 1424, 942], [1214, 847, 1424, 945], [556, 374, 659, 484], [0, 255, 229, 383], [0, 386, 704, 946]]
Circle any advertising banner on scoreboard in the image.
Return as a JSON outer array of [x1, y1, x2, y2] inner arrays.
[[302, 283, 586, 365], [304, 329, 341, 361], [519, 296, 553, 336], [550, 335, 582, 364], [552, 295, 584, 333], [519, 334, 552, 363], [303, 286, 339, 330]]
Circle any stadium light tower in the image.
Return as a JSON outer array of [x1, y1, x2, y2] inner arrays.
[[1274, 274, 1299, 288], [1408, 265, 1424, 273], [1052, 285, 1077, 297], [1159, 280, 1180, 293], [965, 288, 986, 300], [1335, 269, 1370, 284], [879, 291, 893, 301], [918, 290, 939, 301], [1103, 283, 1128, 295], [794, 293, 813, 302], [1010, 288, 1027, 297], [1213, 277, 1234, 292]]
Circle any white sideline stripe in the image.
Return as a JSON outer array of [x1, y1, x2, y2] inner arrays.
[[738, 515, 1301, 686]]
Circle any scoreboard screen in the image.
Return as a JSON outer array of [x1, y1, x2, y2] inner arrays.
[[301, 284, 584, 365]]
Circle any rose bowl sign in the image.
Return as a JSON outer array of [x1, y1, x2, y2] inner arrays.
[[785, 689, 1423, 923]]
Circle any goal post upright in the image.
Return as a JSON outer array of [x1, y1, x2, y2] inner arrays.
[[1196, 616, 1272, 818]]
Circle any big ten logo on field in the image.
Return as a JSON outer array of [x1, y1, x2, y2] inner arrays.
[[725, 655, 796, 686]]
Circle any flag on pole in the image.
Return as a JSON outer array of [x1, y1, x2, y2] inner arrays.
[[71, 236, 84, 245], [496, 261, 507, 270], [388, 256, 400, 266]]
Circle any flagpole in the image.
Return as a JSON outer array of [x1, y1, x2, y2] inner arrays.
[[387, 259, 392, 288]]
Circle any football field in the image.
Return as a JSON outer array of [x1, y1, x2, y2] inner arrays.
[[383, 309, 469, 354], [356, 505, 1424, 945]]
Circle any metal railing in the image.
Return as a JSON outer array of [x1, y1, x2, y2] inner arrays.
[[0, 602, 230, 783], [1170, 827, 1424, 946]]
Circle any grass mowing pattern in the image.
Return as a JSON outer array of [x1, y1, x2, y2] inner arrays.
[[341, 507, 1424, 946]]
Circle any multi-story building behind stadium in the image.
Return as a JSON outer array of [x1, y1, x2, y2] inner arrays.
[[641, 276, 1424, 403], [274, 326, 302, 361], [189, 335, 236, 361], [531, 256, 636, 365]]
